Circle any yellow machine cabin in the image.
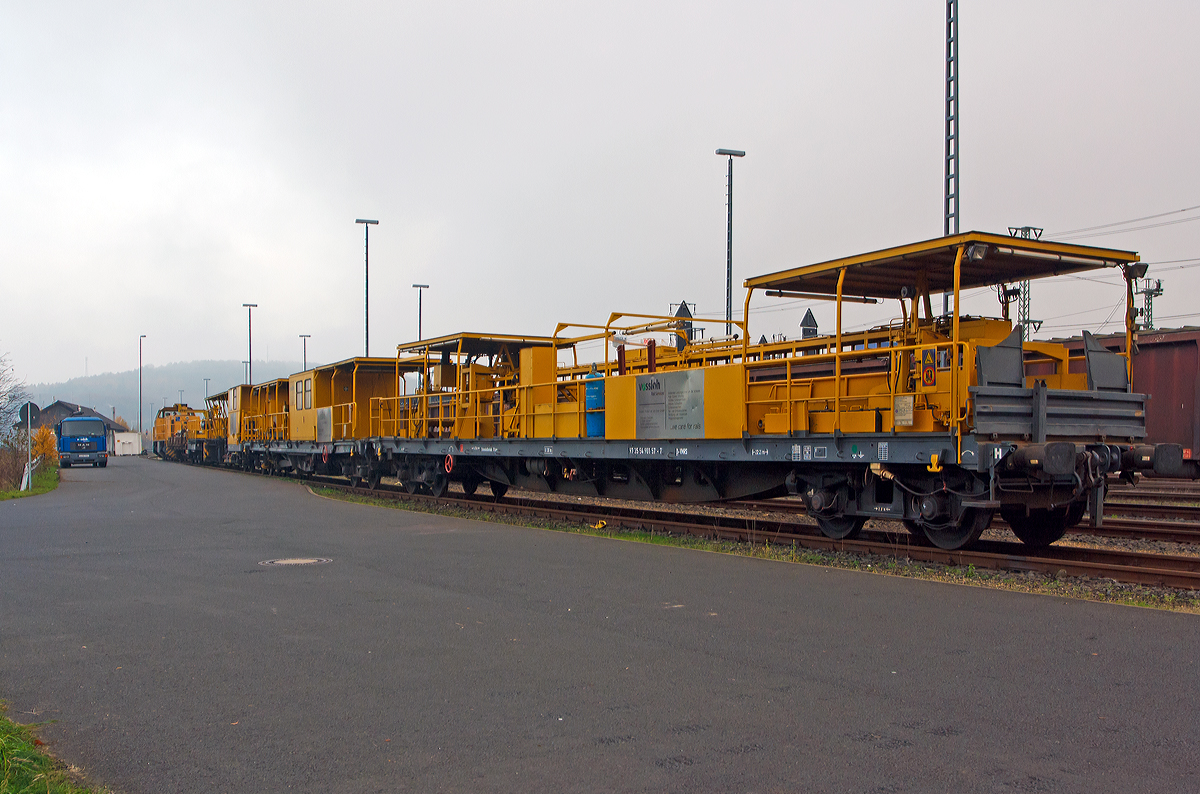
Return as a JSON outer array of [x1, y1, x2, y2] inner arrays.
[[289, 357, 402, 443], [225, 385, 252, 447]]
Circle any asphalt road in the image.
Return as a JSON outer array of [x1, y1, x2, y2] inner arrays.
[[2, 456, 1198, 793]]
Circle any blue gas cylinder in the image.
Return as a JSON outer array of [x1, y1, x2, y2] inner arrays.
[[584, 372, 605, 438]]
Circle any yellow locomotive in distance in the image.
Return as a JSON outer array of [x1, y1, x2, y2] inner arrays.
[[160, 232, 1182, 552], [151, 404, 207, 462], [152, 398, 227, 465]]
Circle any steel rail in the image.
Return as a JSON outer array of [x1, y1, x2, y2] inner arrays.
[[733, 499, 1200, 544], [1103, 501, 1200, 520], [1107, 492, 1200, 504]]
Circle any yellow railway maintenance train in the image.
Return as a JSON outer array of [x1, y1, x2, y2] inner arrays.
[[157, 232, 1183, 551]]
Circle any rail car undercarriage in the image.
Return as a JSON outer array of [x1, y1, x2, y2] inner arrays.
[[213, 425, 1181, 551]]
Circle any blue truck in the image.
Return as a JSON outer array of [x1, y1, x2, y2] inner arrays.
[[57, 417, 109, 468]]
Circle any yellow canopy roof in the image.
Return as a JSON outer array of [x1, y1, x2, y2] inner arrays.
[[744, 232, 1140, 300], [397, 332, 563, 357]]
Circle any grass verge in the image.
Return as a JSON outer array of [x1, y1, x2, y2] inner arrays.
[[0, 467, 60, 502], [0, 702, 112, 793], [314, 486, 1200, 613]]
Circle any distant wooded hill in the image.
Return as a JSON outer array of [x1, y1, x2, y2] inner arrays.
[[28, 360, 302, 430]]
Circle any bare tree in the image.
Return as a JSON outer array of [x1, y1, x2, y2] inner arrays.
[[1, 348, 28, 432], [0, 349, 30, 488]]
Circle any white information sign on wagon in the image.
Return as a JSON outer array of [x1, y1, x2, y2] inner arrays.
[[635, 370, 705, 439]]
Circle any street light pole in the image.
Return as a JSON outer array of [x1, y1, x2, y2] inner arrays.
[[413, 284, 429, 340], [178, 389, 184, 406], [204, 378, 210, 400], [242, 303, 257, 384], [299, 334, 310, 370], [356, 219, 379, 356], [715, 148, 746, 337], [139, 334, 146, 434]]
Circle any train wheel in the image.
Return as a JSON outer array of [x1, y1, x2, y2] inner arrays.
[[403, 479, 420, 495], [489, 481, 509, 500], [923, 508, 993, 550], [429, 473, 449, 498], [461, 477, 479, 497], [349, 476, 363, 489], [814, 513, 866, 540], [366, 471, 381, 490], [1001, 506, 1070, 548]]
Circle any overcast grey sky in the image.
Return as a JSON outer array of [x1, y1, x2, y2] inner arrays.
[[4, 1, 1198, 386]]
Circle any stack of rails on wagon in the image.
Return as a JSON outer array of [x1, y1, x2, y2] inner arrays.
[[156, 231, 1185, 552]]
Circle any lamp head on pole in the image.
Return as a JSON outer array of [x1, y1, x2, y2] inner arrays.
[[413, 284, 429, 290], [355, 219, 379, 225], [715, 149, 746, 157]]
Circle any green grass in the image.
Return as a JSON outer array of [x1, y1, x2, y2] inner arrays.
[[0, 468, 59, 501], [0, 702, 111, 793], [313, 486, 1200, 613]]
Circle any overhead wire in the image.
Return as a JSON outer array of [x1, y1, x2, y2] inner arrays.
[[1094, 296, 1128, 333], [1145, 311, 1200, 324], [1047, 203, 1200, 238], [1054, 214, 1200, 241], [1145, 257, 1200, 271]]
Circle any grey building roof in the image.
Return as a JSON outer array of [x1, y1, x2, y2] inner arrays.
[[18, 401, 128, 432]]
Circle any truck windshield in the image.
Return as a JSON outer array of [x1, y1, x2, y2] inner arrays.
[[61, 419, 106, 437]]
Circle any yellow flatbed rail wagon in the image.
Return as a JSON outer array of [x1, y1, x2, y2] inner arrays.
[[222, 232, 1181, 551]]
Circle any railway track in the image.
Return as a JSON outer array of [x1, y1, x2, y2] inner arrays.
[[732, 499, 1200, 544], [1104, 499, 1200, 520], [301, 474, 1200, 590], [1108, 492, 1200, 505]]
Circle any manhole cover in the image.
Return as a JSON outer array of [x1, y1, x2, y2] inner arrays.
[[258, 558, 332, 567]]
